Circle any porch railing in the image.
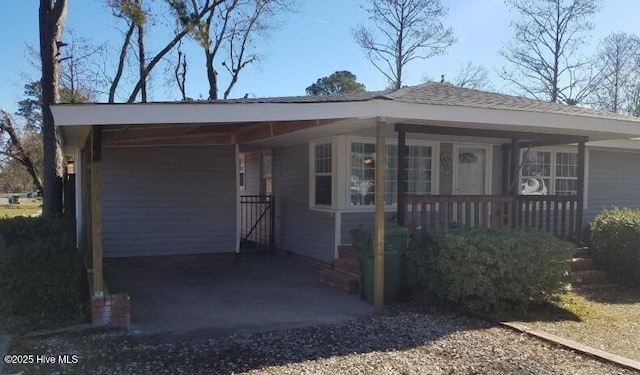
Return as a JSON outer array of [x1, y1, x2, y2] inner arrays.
[[405, 194, 581, 240], [240, 195, 274, 255], [515, 195, 579, 240], [405, 195, 513, 230]]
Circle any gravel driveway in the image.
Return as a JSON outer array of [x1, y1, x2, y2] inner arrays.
[[5, 306, 635, 375]]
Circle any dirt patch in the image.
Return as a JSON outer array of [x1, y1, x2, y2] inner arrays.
[[512, 284, 640, 363]]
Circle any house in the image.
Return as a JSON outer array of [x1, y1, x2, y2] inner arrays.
[[52, 83, 640, 320]]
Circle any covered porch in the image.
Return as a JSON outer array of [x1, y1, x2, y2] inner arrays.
[[395, 124, 587, 242]]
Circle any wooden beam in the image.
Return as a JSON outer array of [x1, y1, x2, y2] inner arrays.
[[501, 144, 510, 195], [576, 141, 586, 242], [374, 117, 386, 314], [395, 123, 588, 144], [396, 128, 406, 226], [510, 138, 520, 228], [81, 144, 92, 267], [104, 133, 234, 147], [91, 126, 103, 296]]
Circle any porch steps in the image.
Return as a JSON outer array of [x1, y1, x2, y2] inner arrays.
[[570, 247, 608, 286], [319, 245, 360, 294], [338, 245, 357, 259]]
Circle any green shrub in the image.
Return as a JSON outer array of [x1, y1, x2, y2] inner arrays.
[[0, 217, 89, 333], [406, 228, 572, 312], [590, 208, 640, 285]]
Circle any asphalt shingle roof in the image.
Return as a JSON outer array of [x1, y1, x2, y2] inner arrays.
[[203, 82, 640, 123]]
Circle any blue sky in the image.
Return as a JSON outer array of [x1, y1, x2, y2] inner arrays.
[[2, 0, 640, 111]]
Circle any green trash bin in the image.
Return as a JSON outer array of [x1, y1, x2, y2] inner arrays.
[[11, 194, 20, 204], [351, 225, 409, 305]]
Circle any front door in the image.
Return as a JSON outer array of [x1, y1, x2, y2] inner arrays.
[[455, 145, 489, 195]]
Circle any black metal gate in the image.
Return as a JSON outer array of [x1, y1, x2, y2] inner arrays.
[[240, 195, 274, 255]]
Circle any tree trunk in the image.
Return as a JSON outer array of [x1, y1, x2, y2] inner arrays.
[[109, 21, 135, 103], [137, 0, 147, 102], [206, 50, 218, 100], [40, 0, 67, 217]]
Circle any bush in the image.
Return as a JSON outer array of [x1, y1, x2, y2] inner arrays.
[[0, 217, 89, 333], [590, 208, 640, 285], [406, 228, 572, 312]]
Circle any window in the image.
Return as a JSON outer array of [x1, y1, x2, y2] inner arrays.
[[555, 152, 578, 195], [350, 142, 432, 206], [520, 149, 577, 195], [313, 143, 332, 206], [520, 151, 551, 195], [238, 153, 246, 190]]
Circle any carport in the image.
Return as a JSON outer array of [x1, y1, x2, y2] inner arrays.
[[105, 257, 372, 335]]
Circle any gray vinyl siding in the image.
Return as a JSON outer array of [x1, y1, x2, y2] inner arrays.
[[584, 150, 640, 223], [101, 146, 237, 258], [242, 151, 261, 196], [273, 143, 335, 263]]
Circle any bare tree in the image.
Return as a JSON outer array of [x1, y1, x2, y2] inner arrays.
[[39, 0, 67, 217], [352, 0, 455, 90], [174, 42, 189, 101], [171, 0, 295, 100], [107, 0, 146, 103], [125, 0, 227, 103], [590, 32, 640, 114], [453, 61, 492, 90], [0, 111, 44, 194], [499, 0, 600, 104]]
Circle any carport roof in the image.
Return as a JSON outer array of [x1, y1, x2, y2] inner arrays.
[[52, 82, 640, 149]]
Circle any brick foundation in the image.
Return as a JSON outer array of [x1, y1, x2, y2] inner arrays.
[[91, 293, 131, 328]]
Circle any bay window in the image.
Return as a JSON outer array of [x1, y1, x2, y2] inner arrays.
[[349, 141, 432, 206]]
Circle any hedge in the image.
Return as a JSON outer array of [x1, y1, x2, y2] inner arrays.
[[590, 208, 640, 285], [0, 217, 89, 333], [406, 227, 572, 312]]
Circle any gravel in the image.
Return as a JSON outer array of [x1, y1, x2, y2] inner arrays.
[[5, 305, 636, 375]]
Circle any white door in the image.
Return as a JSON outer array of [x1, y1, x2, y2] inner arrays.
[[455, 146, 488, 195]]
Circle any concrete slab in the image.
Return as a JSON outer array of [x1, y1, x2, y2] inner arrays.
[[0, 335, 11, 374], [105, 257, 372, 335]]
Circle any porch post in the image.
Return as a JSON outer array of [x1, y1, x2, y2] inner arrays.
[[91, 126, 104, 296], [576, 141, 586, 242], [374, 117, 386, 314], [510, 138, 520, 228], [396, 128, 406, 226]]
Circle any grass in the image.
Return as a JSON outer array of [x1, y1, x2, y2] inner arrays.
[[0, 197, 42, 218], [509, 284, 640, 362]]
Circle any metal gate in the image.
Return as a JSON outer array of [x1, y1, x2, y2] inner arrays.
[[239, 195, 274, 255]]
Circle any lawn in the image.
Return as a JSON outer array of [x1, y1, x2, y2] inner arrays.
[[0, 197, 42, 218], [511, 284, 640, 363]]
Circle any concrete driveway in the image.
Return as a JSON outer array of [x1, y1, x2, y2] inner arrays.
[[105, 257, 372, 335]]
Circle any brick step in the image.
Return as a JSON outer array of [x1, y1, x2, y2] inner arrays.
[[573, 270, 607, 286], [573, 247, 591, 258], [334, 257, 359, 276], [318, 269, 359, 294], [570, 258, 594, 272], [338, 245, 357, 259]]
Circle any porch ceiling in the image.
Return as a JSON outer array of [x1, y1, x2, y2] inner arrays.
[[97, 119, 343, 147]]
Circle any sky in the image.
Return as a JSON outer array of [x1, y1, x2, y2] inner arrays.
[[1, 0, 640, 112]]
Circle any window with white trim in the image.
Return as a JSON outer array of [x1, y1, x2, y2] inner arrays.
[[555, 152, 578, 195], [520, 149, 577, 195], [349, 142, 432, 206], [313, 143, 332, 206]]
